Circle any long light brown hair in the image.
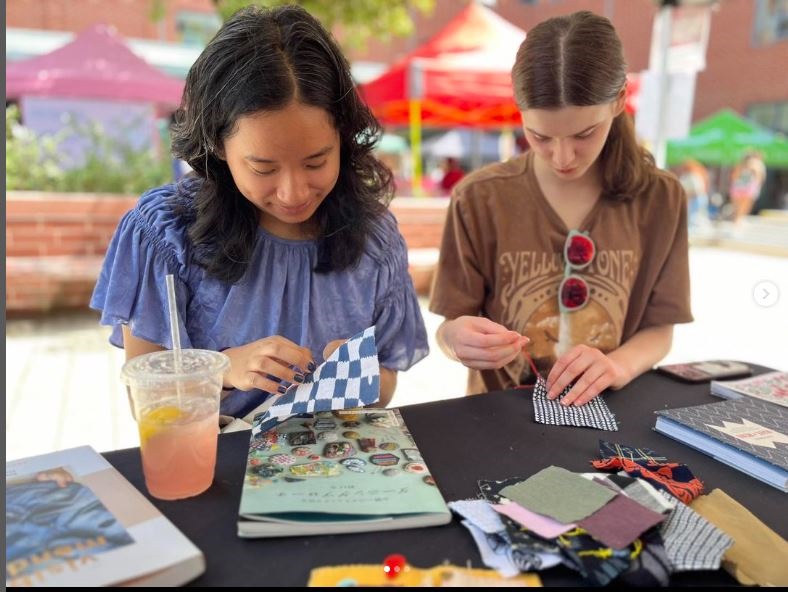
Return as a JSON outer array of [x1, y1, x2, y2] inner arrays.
[[511, 11, 655, 201]]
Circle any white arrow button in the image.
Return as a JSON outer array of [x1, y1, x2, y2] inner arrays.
[[753, 281, 779, 308]]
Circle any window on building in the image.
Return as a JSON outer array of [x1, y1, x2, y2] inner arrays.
[[752, 0, 788, 45], [175, 10, 222, 47], [747, 101, 788, 134]]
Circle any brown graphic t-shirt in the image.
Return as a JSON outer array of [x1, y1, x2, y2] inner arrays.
[[429, 152, 693, 395]]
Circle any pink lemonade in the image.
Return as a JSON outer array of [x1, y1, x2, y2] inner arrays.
[[139, 403, 219, 500]]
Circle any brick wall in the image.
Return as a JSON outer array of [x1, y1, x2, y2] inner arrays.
[[6, 193, 449, 313], [6, 193, 138, 313]]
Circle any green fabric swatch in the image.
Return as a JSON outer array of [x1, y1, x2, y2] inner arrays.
[[500, 466, 616, 524]]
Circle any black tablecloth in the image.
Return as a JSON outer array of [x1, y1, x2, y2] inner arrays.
[[104, 366, 786, 587]]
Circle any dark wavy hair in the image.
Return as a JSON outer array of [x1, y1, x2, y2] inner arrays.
[[511, 11, 655, 202], [171, 5, 393, 283]]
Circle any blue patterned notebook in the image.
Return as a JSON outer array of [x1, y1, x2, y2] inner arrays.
[[654, 398, 788, 492]]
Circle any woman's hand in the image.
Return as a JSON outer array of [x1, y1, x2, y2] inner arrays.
[[438, 316, 529, 370], [546, 344, 627, 406], [222, 336, 315, 395], [322, 339, 346, 361]]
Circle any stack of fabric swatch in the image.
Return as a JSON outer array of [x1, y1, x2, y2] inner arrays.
[[449, 441, 733, 586]]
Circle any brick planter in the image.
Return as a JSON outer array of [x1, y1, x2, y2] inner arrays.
[[6, 192, 449, 313]]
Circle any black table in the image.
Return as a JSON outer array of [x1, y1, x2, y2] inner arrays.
[[104, 366, 786, 587]]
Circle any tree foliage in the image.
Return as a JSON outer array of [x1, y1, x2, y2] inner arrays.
[[214, 0, 435, 48], [6, 106, 173, 194]]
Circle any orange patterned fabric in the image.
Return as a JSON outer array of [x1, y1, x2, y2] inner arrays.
[[591, 457, 704, 504]]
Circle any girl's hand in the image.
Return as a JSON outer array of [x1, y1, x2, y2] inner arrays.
[[546, 345, 626, 406], [323, 339, 346, 361], [440, 316, 529, 370], [222, 336, 315, 395]]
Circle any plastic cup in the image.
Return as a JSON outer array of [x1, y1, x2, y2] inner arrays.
[[121, 349, 229, 500]]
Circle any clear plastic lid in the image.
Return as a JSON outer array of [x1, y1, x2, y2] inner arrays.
[[121, 349, 229, 387]]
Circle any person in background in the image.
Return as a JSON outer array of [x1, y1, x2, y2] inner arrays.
[[429, 11, 692, 407], [439, 157, 466, 194], [91, 5, 428, 419], [729, 150, 767, 224], [678, 159, 711, 229]]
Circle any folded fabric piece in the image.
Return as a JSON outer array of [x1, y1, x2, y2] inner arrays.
[[554, 527, 635, 586], [598, 440, 668, 465], [659, 493, 733, 572], [532, 376, 618, 431], [591, 457, 703, 504], [461, 520, 521, 578], [584, 472, 676, 515], [492, 502, 575, 540], [252, 327, 380, 436], [500, 466, 616, 524], [616, 528, 671, 587], [690, 489, 788, 586], [448, 499, 505, 535], [577, 493, 665, 549], [478, 478, 562, 555]]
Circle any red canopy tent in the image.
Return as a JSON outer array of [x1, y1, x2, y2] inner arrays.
[[359, 3, 526, 129], [359, 4, 639, 192], [359, 3, 639, 129], [6, 23, 184, 111]]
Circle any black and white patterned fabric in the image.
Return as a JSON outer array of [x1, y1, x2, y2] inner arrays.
[[252, 327, 379, 436], [532, 376, 618, 431], [659, 494, 734, 572]]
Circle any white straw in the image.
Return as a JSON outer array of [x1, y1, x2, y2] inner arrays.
[[165, 274, 184, 404]]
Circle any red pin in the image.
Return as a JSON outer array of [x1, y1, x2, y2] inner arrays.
[[383, 553, 407, 579]]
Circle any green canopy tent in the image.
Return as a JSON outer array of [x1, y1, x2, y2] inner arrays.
[[667, 109, 788, 168]]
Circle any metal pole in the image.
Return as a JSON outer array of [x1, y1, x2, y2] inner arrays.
[[653, 5, 673, 170]]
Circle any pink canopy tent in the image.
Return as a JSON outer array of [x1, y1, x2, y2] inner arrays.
[[6, 23, 184, 111]]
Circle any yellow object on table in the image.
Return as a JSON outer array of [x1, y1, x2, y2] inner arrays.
[[307, 564, 542, 587]]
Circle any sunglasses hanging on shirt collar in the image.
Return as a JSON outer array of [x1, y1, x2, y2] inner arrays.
[[559, 230, 595, 313]]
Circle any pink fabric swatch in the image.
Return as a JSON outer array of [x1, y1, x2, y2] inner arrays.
[[492, 502, 575, 539]]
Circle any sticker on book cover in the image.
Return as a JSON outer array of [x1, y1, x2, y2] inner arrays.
[[369, 453, 399, 466], [323, 442, 355, 459], [340, 458, 366, 473], [289, 461, 342, 477], [366, 411, 398, 427], [706, 418, 788, 448]]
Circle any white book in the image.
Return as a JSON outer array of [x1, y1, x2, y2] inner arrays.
[[711, 371, 788, 409], [6, 445, 205, 587]]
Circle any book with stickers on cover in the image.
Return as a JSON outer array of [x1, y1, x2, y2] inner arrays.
[[710, 370, 788, 409], [5, 446, 205, 587], [654, 397, 788, 492], [238, 408, 452, 537]]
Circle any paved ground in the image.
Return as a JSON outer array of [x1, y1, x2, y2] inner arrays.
[[6, 246, 787, 461]]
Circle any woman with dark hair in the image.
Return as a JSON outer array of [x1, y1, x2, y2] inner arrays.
[[430, 11, 692, 406], [91, 5, 428, 417]]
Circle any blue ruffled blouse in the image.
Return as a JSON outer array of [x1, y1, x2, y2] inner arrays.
[[90, 181, 429, 417]]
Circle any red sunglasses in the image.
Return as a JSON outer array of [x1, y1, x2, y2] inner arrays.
[[559, 230, 595, 313]]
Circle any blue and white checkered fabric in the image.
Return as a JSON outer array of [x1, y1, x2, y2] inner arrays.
[[251, 326, 380, 436]]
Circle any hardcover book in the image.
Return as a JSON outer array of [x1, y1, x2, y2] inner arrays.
[[711, 371, 788, 408], [238, 408, 452, 537], [6, 446, 205, 587], [654, 398, 788, 493]]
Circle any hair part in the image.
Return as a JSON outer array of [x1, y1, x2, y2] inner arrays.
[[511, 11, 655, 201], [170, 4, 392, 283]]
